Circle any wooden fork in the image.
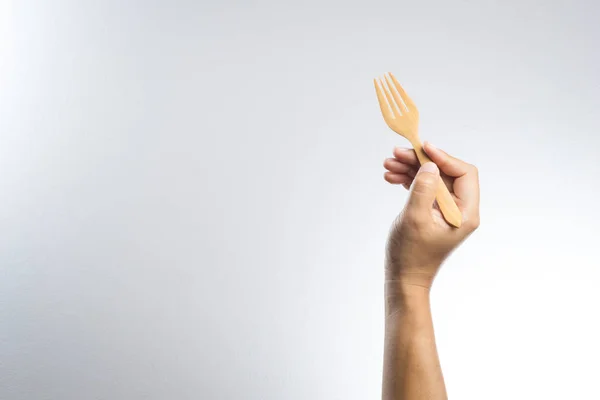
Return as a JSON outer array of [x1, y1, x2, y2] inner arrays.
[[374, 72, 462, 228]]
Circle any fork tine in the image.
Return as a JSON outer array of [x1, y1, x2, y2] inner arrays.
[[374, 78, 395, 121], [388, 72, 416, 112], [385, 74, 407, 113], [380, 77, 402, 117]]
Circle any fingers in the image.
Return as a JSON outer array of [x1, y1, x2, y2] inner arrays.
[[423, 142, 469, 178], [406, 162, 439, 217], [384, 172, 411, 184], [423, 142, 480, 227], [452, 167, 480, 225], [383, 158, 418, 177], [383, 144, 480, 230], [384, 156, 417, 190], [384, 172, 413, 189], [392, 147, 419, 166]]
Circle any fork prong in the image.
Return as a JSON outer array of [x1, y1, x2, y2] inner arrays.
[[385, 74, 408, 113], [374, 78, 395, 121], [380, 77, 402, 117], [388, 72, 417, 112]]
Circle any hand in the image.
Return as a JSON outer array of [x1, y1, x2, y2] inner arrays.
[[383, 142, 480, 290]]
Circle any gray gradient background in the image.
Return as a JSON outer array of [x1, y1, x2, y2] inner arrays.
[[1, 0, 599, 399]]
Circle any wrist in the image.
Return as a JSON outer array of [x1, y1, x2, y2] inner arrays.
[[384, 280, 431, 319], [384, 265, 439, 290]]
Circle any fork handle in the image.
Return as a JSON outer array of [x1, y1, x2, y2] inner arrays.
[[411, 141, 463, 228]]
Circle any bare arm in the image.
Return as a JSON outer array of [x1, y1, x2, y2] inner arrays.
[[382, 284, 445, 399], [381, 142, 480, 399]]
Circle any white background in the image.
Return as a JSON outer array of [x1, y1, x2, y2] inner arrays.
[[1, 0, 599, 399]]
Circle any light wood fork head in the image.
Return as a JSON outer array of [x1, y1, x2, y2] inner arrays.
[[374, 72, 420, 144]]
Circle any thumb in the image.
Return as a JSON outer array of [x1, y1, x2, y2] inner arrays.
[[406, 162, 439, 214]]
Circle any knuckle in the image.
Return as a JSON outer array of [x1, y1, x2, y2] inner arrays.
[[411, 184, 428, 196], [412, 177, 437, 194], [465, 215, 481, 231]]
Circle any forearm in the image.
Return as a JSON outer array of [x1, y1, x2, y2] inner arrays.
[[382, 282, 447, 400]]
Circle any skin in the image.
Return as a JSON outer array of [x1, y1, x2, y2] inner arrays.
[[381, 142, 480, 400]]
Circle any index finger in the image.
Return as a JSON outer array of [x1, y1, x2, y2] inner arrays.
[[424, 142, 480, 216]]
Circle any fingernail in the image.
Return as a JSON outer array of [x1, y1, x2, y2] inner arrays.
[[420, 162, 438, 174], [395, 146, 411, 152]]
